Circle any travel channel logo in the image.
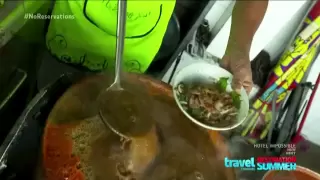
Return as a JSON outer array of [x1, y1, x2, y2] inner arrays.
[[224, 156, 296, 171]]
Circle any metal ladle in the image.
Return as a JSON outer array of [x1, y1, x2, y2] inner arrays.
[[99, 0, 153, 138]]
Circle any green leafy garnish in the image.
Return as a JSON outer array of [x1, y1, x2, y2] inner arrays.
[[190, 108, 202, 117], [178, 94, 187, 102], [217, 77, 229, 92], [217, 77, 241, 109], [231, 91, 241, 109]]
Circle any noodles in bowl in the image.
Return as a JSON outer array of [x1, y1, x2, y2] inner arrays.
[[172, 62, 249, 131], [175, 77, 241, 127]]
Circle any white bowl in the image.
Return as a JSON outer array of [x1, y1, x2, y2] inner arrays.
[[172, 62, 249, 131]]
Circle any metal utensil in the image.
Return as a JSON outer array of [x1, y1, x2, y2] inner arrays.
[[106, 0, 126, 93], [99, 0, 153, 138]]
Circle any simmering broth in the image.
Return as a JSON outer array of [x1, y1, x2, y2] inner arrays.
[[42, 74, 235, 180]]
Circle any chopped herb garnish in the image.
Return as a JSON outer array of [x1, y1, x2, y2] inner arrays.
[[217, 77, 229, 92], [231, 91, 241, 109]]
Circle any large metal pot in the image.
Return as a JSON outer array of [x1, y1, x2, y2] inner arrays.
[[1, 73, 235, 180]]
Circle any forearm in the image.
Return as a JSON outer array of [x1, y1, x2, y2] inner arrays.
[[225, 0, 268, 56]]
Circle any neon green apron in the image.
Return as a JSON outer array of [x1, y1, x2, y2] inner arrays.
[[46, 0, 175, 73]]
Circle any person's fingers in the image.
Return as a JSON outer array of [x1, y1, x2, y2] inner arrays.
[[220, 57, 230, 71], [231, 77, 242, 94], [220, 61, 228, 69], [220, 55, 253, 94], [242, 67, 253, 94], [232, 78, 252, 95], [242, 80, 253, 95], [232, 71, 253, 94]]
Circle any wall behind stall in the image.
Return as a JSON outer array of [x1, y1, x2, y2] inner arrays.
[[264, 1, 313, 61], [206, 0, 310, 61], [299, 54, 320, 145], [204, 1, 233, 31]]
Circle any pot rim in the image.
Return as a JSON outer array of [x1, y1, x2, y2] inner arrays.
[[262, 165, 320, 180]]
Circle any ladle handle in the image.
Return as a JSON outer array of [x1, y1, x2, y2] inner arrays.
[[114, 0, 127, 85]]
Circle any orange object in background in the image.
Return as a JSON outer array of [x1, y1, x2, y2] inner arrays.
[[262, 166, 320, 180]]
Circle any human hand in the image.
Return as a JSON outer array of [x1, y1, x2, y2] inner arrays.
[[220, 53, 253, 94]]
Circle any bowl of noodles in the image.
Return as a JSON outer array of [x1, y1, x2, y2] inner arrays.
[[172, 62, 249, 131]]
